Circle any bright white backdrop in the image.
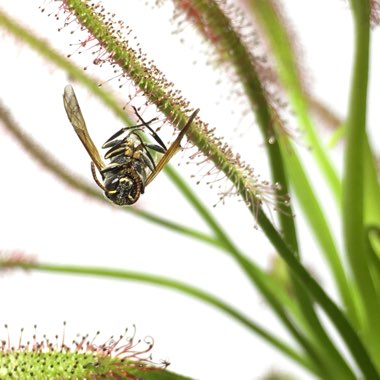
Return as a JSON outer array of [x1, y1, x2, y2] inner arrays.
[[0, 1, 379, 379]]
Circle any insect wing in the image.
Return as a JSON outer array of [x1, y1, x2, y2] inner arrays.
[[63, 85, 105, 171], [146, 109, 199, 186]]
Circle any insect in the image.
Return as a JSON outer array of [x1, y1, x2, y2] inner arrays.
[[63, 84, 199, 205]]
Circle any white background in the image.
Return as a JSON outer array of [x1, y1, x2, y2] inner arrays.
[[0, 1, 379, 379]]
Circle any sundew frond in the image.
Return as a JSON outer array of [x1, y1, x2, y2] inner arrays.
[[45, 0, 284, 216], [0, 323, 171, 380], [164, 0, 289, 138], [168, 0, 278, 86]]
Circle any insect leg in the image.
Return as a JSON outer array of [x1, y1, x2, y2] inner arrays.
[[91, 162, 107, 192], [132, 106, 167, 151], [145, 143, 166, 154], [102, 120, 158, 148]]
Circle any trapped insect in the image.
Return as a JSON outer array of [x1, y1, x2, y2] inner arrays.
[[63, 84, 199, 205]]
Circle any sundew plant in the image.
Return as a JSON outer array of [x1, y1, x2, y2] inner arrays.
[[0, 0, 379, 379]]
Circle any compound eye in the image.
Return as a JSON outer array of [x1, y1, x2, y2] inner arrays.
[[104, 177, 119, 192]]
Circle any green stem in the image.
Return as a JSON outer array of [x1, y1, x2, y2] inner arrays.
[[366, 226, 380, 292], [166, 168, 325, 372], [245, 0, 359, 331], [257, 208, 380, 380], [344, 0, 380, 363], [246, 0, 359, 329], [363, 137, 380, 227], [279, 138, 359, 327]]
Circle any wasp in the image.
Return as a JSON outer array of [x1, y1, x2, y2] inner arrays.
[[63, 84, 199, 205]]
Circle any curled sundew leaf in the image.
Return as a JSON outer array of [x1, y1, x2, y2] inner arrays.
[[43, 0, 284, 217], [0, 322, 187, 380]]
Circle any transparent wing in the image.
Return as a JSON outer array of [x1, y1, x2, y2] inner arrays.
[[63, 84, 105, 171], [146, 109, 199, 186]]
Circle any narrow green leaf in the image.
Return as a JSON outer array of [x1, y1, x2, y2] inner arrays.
[[366, 226, 380, 293], [279, 139, 360, 327], [363, 137, 380, 261], [247, 0, 341, 204], [344, 0, 380, 363], [363, 137, 380, 228], [277, 142, 359, 377], [257, 209, 380, 380]]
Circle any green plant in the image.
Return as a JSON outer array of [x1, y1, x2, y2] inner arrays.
[[0, 0, 379, 378]]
